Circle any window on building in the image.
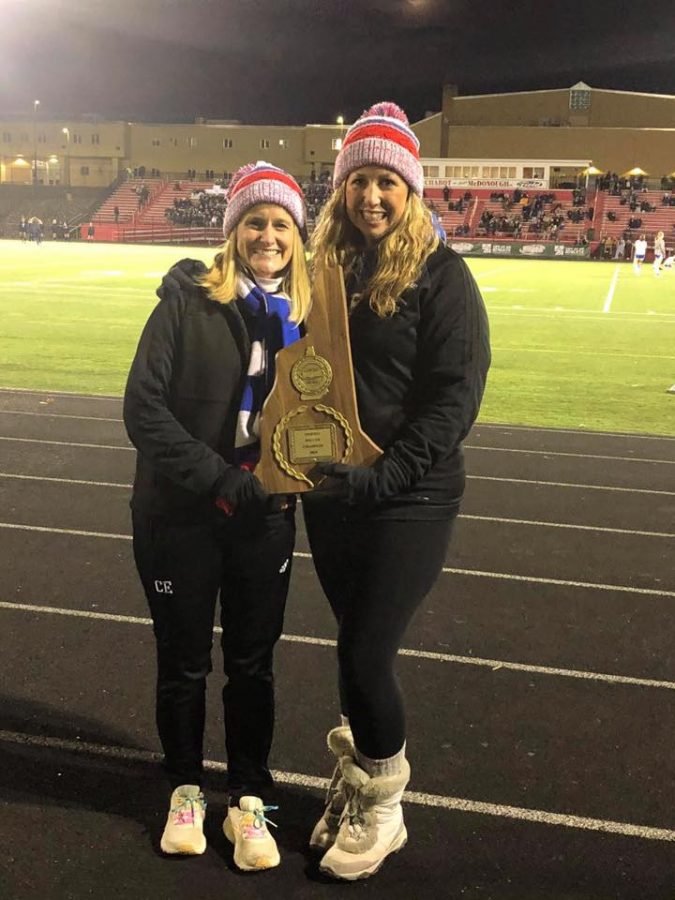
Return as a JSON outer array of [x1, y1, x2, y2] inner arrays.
[[170, 138, 178, 147], [91, 134, 100, 144], [569, 86, 591, 111], [2, 132, 11, 143], [72, 134, 82, 144], [278, 138, 289, 148], [37, 132, 47, 143], [20, 132, 29, 142], [80, 166, 89, 175], [523, 166, 546, 179], [188, 136, 197, 148], [331, 138, 342, 150], [423, 165, 439, 177], [151, 139, 161, 146], [222, 138, 233, 149], [260, 139, 270, 149]]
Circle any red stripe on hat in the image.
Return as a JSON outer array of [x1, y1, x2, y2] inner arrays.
[[342, 123, 419, 158], [231, 169, 304, 199]]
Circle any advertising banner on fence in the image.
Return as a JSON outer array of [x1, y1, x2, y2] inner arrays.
[[449, 241, 590, 259], [425, 177, 548, 190]]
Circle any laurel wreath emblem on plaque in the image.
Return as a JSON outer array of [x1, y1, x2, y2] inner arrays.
[[272, 404, 354, 487]]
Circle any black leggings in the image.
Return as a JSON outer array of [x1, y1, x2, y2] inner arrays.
[[132, 506, 296, 796], [303, 499, 457, 759]]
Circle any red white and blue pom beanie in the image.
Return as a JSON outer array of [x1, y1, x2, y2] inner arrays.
[[223, 161, 306, 238], [333, 102, 424, 197]]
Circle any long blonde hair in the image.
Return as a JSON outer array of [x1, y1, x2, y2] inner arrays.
[[310, 181, 439, 317], [201, 223, 312, 324]]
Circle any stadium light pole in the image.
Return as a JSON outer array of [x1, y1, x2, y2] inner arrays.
[[336, 115, 345, 150], [32, 99, 40, 189], [62, 127, 70, 186]]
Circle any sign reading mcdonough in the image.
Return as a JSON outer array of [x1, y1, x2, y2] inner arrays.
[[426, 177, 548, 190]]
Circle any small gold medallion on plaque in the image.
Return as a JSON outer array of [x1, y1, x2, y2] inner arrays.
[[291, 346, 333, 400], [287, 424, 336, 464]]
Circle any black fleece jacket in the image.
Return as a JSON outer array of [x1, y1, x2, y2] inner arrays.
[[342, 243, 490, 506], [123, 278, 251, 519]]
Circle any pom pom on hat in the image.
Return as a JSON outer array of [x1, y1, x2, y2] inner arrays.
[[333, 101, 424, 196], [222, 160, 306, 238]]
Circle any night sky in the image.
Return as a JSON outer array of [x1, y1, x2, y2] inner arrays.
[[1, 0, 674, 125]]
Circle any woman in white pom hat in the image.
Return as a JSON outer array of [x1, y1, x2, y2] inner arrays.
[[124, 161, 310, 871], [304, 102, 491, 880]]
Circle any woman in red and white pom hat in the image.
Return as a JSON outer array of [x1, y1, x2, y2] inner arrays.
[[124, 161, 310, 871], [304, 103, 491, 880]]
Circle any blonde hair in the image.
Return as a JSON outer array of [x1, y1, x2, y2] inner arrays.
[[201, 222, 311, 324], [310, 181, 439, 317]]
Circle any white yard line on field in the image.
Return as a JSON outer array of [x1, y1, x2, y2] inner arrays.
[[603, 265, 621, 313]]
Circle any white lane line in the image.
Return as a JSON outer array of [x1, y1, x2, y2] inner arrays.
[[475, 423, 675, 441], [4, 600, 675, 693], [603, 266, 621, 313], [0, 480, 668, 538], [1, 471, 670, 498], [0, 410, 123, 423], [0, 473, 131, 488], [0, 436, 132, 451], [1, 527, 673, 597], [441, 566, 675, 598], [0, 522, 132, 540], [466, 445, 675, 465], [1, 728, 674, 842], [468, 475, 675, 496], [0, 387, 122, 400], [460, 514, 675, 539]]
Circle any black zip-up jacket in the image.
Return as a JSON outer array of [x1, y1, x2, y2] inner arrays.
[[342, 243, 490, 507], [124, 279, 251, 519]]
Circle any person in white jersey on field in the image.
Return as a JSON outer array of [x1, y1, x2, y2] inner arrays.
[[632, 234, 647, 273], [653, 231, 666, 275]]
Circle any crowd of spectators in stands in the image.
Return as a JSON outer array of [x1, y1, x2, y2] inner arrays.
[[166, 189, 228, 228], [300, 171, 333, 221]]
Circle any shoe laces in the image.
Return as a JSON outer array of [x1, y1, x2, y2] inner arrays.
[[250, 803, 279, 831], [171, 792, 206, 824], [338, 784, 366, 838]]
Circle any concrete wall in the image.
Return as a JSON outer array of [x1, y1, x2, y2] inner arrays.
[[446, 125, 675, 178]]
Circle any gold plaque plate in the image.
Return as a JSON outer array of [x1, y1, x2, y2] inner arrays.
[[287, 424, 336, 464]]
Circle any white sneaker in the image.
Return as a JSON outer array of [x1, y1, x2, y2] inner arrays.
[[223, 796, 280, 871], [319, 756, 410, 881], [160, 784, 207, 855]]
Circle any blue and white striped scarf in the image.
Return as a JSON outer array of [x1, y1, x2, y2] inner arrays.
[[234, 273, 301, 467]]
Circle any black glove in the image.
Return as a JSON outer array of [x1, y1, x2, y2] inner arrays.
[[158, 258, 208, 296], [315, 462, 379, 506], [214, 467, 268, 513]]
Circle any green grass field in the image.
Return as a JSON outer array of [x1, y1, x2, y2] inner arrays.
[[0, 240, 673, 435]]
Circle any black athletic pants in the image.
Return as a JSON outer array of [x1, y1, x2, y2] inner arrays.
[[132, 505, 296, 797], [302, 497, 457, 760]]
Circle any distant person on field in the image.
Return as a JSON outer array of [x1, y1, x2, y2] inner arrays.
[[28, 217, 42, 245], [653, 231, 666, 276], [633, 234, 647, 274], [19, 216, 27, 241], [87, 222, 95, 241]]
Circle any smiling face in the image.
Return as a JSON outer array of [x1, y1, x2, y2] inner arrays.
[[235, 203, 294, 279], [345, 166, 409, 246]]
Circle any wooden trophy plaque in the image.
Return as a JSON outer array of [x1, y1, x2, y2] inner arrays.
[[254, 264, 382, 493]]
